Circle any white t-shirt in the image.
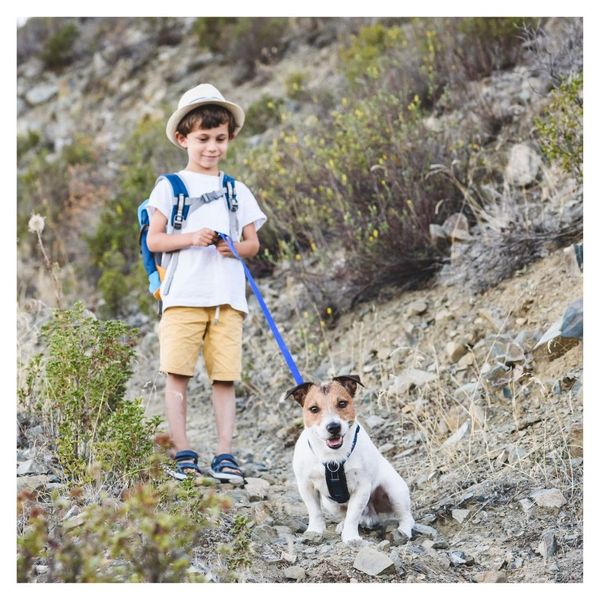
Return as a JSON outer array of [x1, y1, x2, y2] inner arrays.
[[147, 170, 267, 314]]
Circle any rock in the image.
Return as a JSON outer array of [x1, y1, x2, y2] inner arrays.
[[405, 300, 428, 317], [245, 477, 271, 501], [17, 475, 51, 494], [449, 550, 474, 566], [389, 368, 437, 394], [568, 421, 583, 458], [452, 509, 470, 524], [476, 570, 507, 583], [17, 459, 49, 476], [446, 341, 468, 363], [534, 299, 583, 360], [25, 82, 58, 106], [365, 415, 386, 429], [537, 531, 557, 559], [251, 525, 279, 544], [283, 566, 306, 581], [353, 546, 395, 576], [429, 224, 451, 253], [412, 523, 438, 538], [508, 445, 528, 465], [435, 308, 453, 323], [442, 213, 471, 242], [456, 352, 474, 370], [441, 421, 470, 449], [519, 498, 535, 514], [505, 143, 541, 186], [530, 488, 567, 509]]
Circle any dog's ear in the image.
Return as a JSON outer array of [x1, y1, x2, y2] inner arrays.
[[332, 374, 364, 398], [284, 382, 315, 407]]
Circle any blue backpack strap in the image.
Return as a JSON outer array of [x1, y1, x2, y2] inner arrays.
[[157, 173, 190, 229], [221, 172, 238, 212]]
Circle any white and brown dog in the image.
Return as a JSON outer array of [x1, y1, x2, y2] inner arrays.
[[286, 375, 415, 544]]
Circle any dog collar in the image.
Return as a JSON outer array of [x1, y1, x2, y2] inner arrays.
[[307, 424, 361, 504]]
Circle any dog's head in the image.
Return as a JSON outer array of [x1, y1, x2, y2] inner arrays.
[[285, 375, 363, 450]]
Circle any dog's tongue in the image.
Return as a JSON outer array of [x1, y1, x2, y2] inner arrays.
[[327, 437, 343, 448]]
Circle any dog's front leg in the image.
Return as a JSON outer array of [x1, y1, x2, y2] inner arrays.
[[298, 481, 326, 535], [341, 483, 371, 544]]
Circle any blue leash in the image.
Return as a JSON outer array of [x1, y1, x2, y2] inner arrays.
[[217, 233, 304, 385]]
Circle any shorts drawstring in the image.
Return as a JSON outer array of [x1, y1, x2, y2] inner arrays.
[[213, 305, 220, 324]]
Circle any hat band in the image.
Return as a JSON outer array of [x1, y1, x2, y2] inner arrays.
[[184, 95, 226, 106]]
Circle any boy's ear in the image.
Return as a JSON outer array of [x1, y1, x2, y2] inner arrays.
[[285, 382, 315, 407], [332, 374, 364, 398]]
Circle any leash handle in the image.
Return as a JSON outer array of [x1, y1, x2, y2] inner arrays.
[[217, 233, 304, 385]]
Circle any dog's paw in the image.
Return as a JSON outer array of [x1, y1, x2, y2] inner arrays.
[[342, 535, 366, 547], [303, 527, 325, 542], [335, 520, 345, 534], [398, 516, 415, 539]]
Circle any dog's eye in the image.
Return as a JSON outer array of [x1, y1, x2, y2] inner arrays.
[[337, 400, 348, 408], [308, 406, 320, 414]]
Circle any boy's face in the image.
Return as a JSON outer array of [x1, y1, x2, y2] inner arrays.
[[176, 122, 230, 174]]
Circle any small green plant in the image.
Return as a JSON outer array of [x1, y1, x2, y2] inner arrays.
[[243, 95, 284, 136], [26, 302, 159, 484], [535, 72, 583, 183], [285, 71, 309, 101], [218, 513, 253, 574], [339, 23, 406, 86], [17, 480, 227, 582], [40, 22, 79, 70]]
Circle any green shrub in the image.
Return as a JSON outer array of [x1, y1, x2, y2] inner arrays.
[[535, 72, 583, 183], [27, 302, 159, 484], [243, 95, 284, 136], [285, 71, 310, 101], [339, 23, 407, 86], [17, 130, 41, 161], [86, 116, 181, 317], [192, 17, 239, 53], [18, 480, 227, 582], [236, 87, 473, 318], [193, 17, 289, 81], [40, 22, 79, 70]]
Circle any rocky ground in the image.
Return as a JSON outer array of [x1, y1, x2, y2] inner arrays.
[[120, 237, 582, 583], [16, 234, 583, 583], [16, 17, 583, 583]]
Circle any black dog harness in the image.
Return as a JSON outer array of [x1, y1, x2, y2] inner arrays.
[[307, 425, 361, 504]]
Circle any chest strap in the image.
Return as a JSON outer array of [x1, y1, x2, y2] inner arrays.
[[307, 424, 361, 504]]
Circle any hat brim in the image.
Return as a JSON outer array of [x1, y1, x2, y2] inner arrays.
[[165, 99, 245, 148]]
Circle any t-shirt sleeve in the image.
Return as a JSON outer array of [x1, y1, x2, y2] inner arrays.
[[236, 181, 267, 234], [147, 178, 172, 221]]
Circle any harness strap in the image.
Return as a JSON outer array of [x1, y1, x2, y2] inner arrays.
[[306, 424, 361, 504]]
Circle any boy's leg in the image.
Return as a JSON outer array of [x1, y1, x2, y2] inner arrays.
[[165, 372, 191, 452], [211, 380, 236, 455]]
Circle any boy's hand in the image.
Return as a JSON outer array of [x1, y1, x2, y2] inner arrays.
[[215, 238, 235, 257], [189, 228, 217, 247]]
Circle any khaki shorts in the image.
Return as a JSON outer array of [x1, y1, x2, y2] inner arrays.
[[159, 305, 244, 380]]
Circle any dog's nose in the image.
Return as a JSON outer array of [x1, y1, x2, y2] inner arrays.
[[326, 422, 341, 435]]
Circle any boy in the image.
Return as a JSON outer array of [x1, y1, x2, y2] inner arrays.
[[146, 83, 266, 484]]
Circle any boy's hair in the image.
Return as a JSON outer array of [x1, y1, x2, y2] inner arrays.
[[176, 104, 236, 139]]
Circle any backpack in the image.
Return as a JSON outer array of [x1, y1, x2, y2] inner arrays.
[[137, 172, 238, 311]]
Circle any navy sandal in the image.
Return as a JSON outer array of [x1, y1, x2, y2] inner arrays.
[[208, 453, 245, 485], [166, 449, 204, 481]]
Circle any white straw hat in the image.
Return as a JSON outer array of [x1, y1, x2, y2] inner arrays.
[[165, 83, 245, 148]]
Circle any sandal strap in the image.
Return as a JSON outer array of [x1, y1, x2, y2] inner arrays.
[[211, 453, 242, 473], [176, 462, 202, 474], [175, 450, 199, 463]]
